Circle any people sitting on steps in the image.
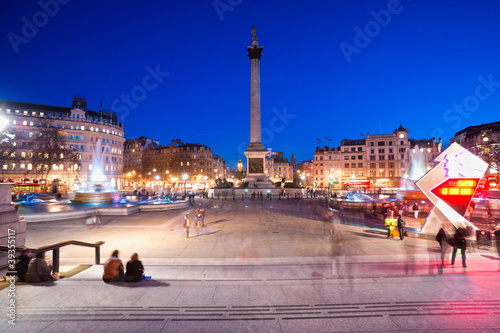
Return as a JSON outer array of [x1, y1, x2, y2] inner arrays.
[[102, 249, 124, 282]]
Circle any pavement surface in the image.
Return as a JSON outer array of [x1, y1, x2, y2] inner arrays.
[[2, 198, 500, 332]]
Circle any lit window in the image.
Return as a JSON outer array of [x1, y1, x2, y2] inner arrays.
[[27, 163, 32, 170], [20, 163, 25, 169], [23, 121, 27, 125], [53, 164, 58, 170], [89, 164, 93, 171], [29, 121, 33, 126], [23, 110, 28, 115]]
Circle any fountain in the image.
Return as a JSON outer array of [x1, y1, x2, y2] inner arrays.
[[72, 140, 120, 204], [398, 145, 430, 200]]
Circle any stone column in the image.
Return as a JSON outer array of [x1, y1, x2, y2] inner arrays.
[[0, 183, 26, 268]]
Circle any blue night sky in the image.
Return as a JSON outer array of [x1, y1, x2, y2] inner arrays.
[[1, 0, 500, 168]]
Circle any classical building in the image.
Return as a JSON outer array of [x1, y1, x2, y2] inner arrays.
[[265, 150, 293, 183], [134, 139, 222, 190], [123, 136, 158, 187], [451, 121, 500, 176], [313, 146, 342, 187], [297, 160, 314, 187], [313, 126, 441, 189], [0, 96, 125, 190]]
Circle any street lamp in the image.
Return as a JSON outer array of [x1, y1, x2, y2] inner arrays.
[[328, 174, 334, 197]]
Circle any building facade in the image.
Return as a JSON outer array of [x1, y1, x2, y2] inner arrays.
[[313, 126, 441, 189], [0, 96, 125, 191], [129, 139, 223, 190], [123, 136, 158, 187], [451, 121, 500, 176], [297, 160, 314, 187], [265, 151, 293, 183]]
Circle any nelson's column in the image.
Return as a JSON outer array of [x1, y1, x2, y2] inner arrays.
[[244, 26, 272, 187]]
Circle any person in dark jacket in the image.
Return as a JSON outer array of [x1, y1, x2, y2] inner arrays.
[[397, 214, 406, 240], [15, 248, 32, 282], [125, 253, 144, 282], [25, 251, 54, 282], [451, 227, 467, 268], [435, 226, 447, 267]]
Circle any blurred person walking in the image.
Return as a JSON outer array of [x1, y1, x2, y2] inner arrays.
[[182, 214, 191, 239], [435, 225, 448, 267], [451, 227, 467, 268], [397, 213, 406, 241]]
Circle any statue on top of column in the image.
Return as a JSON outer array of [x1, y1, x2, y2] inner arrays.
[[251, 25, 258, 42]]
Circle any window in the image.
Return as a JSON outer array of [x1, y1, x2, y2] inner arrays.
[[370, 171, 376, 177], [400, 141, 404, 145], [389, 149, 393, 153], [344, 156, 349, 160], [351, 156, 356, 160], [351, 148, 355, 152], [370, 163, 376, 168], [344, 171, 350, 176], [379, 155, 385, 160], [70, 135, 74, 140], [358, 163, 363, 168], [351, 163, 356, 168], [344, 148, 349, 152], [379, 163, 385, 169], [370, 142, 374, 146], [370, 156, 375, 161], [389, 141, 393, 146], [378, 149, 384, 154], [345, 163, 349, 168], [371, 149, 374, 154], [378, 141, 385, 146], [388, 155, 394, 160], [358, 171, 363, 176], [358, 155, 363, 160], [358, 147, 362, 152], [320, 156, 323, 161], [389, 170, 394, 177], [388, 162, 394, 168], [401, 154, 404, 160]]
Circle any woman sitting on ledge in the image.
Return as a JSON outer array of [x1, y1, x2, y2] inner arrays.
[[125, 253, 144, 282], [102, 250, 124, 282]]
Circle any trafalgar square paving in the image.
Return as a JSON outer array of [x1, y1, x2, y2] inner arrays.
[[1, 197, 500, 332]]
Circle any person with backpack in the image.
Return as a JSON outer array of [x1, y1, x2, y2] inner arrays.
[[397, 213, 406, 240], [451, 227, 467, 268]]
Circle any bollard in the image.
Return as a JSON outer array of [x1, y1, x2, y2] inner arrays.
[[287, 193, 289, 200], [217, 193, 220, 199], [224, 193, 227, 200], [212, 193, 214, 199], [95, 246, 101, 265], [53, 248, 60, 273], [233, 193, 235, 200], [261, 193, 263, 201], [270, 194, 272, 201], [242, 194, 244, 201]]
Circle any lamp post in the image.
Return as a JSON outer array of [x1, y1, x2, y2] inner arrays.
[[328, 174, 334, 197]]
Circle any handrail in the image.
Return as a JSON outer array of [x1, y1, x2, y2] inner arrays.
[[0, 240, 105, 273]]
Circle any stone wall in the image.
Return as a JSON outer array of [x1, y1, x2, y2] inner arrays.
[[0, 183, 26, 269]]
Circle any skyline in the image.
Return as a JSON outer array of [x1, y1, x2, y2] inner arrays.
[[1, 0, 500, 168]]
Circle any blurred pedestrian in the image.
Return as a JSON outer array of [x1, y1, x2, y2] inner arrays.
[[435, 225, 447, 267], [402, 200, 408, 216], [200, 207, 206, 227], [494, 227, 500, 265], [397, 213, 406, 241], [451, 227, 467, 268], [182, 214, 191, 239], [413, 203, 419, 219]]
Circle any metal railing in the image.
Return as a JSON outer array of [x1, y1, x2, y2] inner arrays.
[[0, 240, 105, 273]]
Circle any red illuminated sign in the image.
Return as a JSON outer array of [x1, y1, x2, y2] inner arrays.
[[431, 178, 480, 216]]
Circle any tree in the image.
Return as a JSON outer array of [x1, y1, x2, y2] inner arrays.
[[29, 120, 81, 188]]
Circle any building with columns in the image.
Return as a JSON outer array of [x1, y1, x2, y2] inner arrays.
[[0, 96, 125, 191], [265, 150, 293, 183]]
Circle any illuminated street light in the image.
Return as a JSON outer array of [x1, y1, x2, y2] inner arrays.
[[0, 116, 8, 131]]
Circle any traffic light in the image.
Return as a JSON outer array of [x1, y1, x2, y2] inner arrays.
[[313, 182, 317, 186]]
